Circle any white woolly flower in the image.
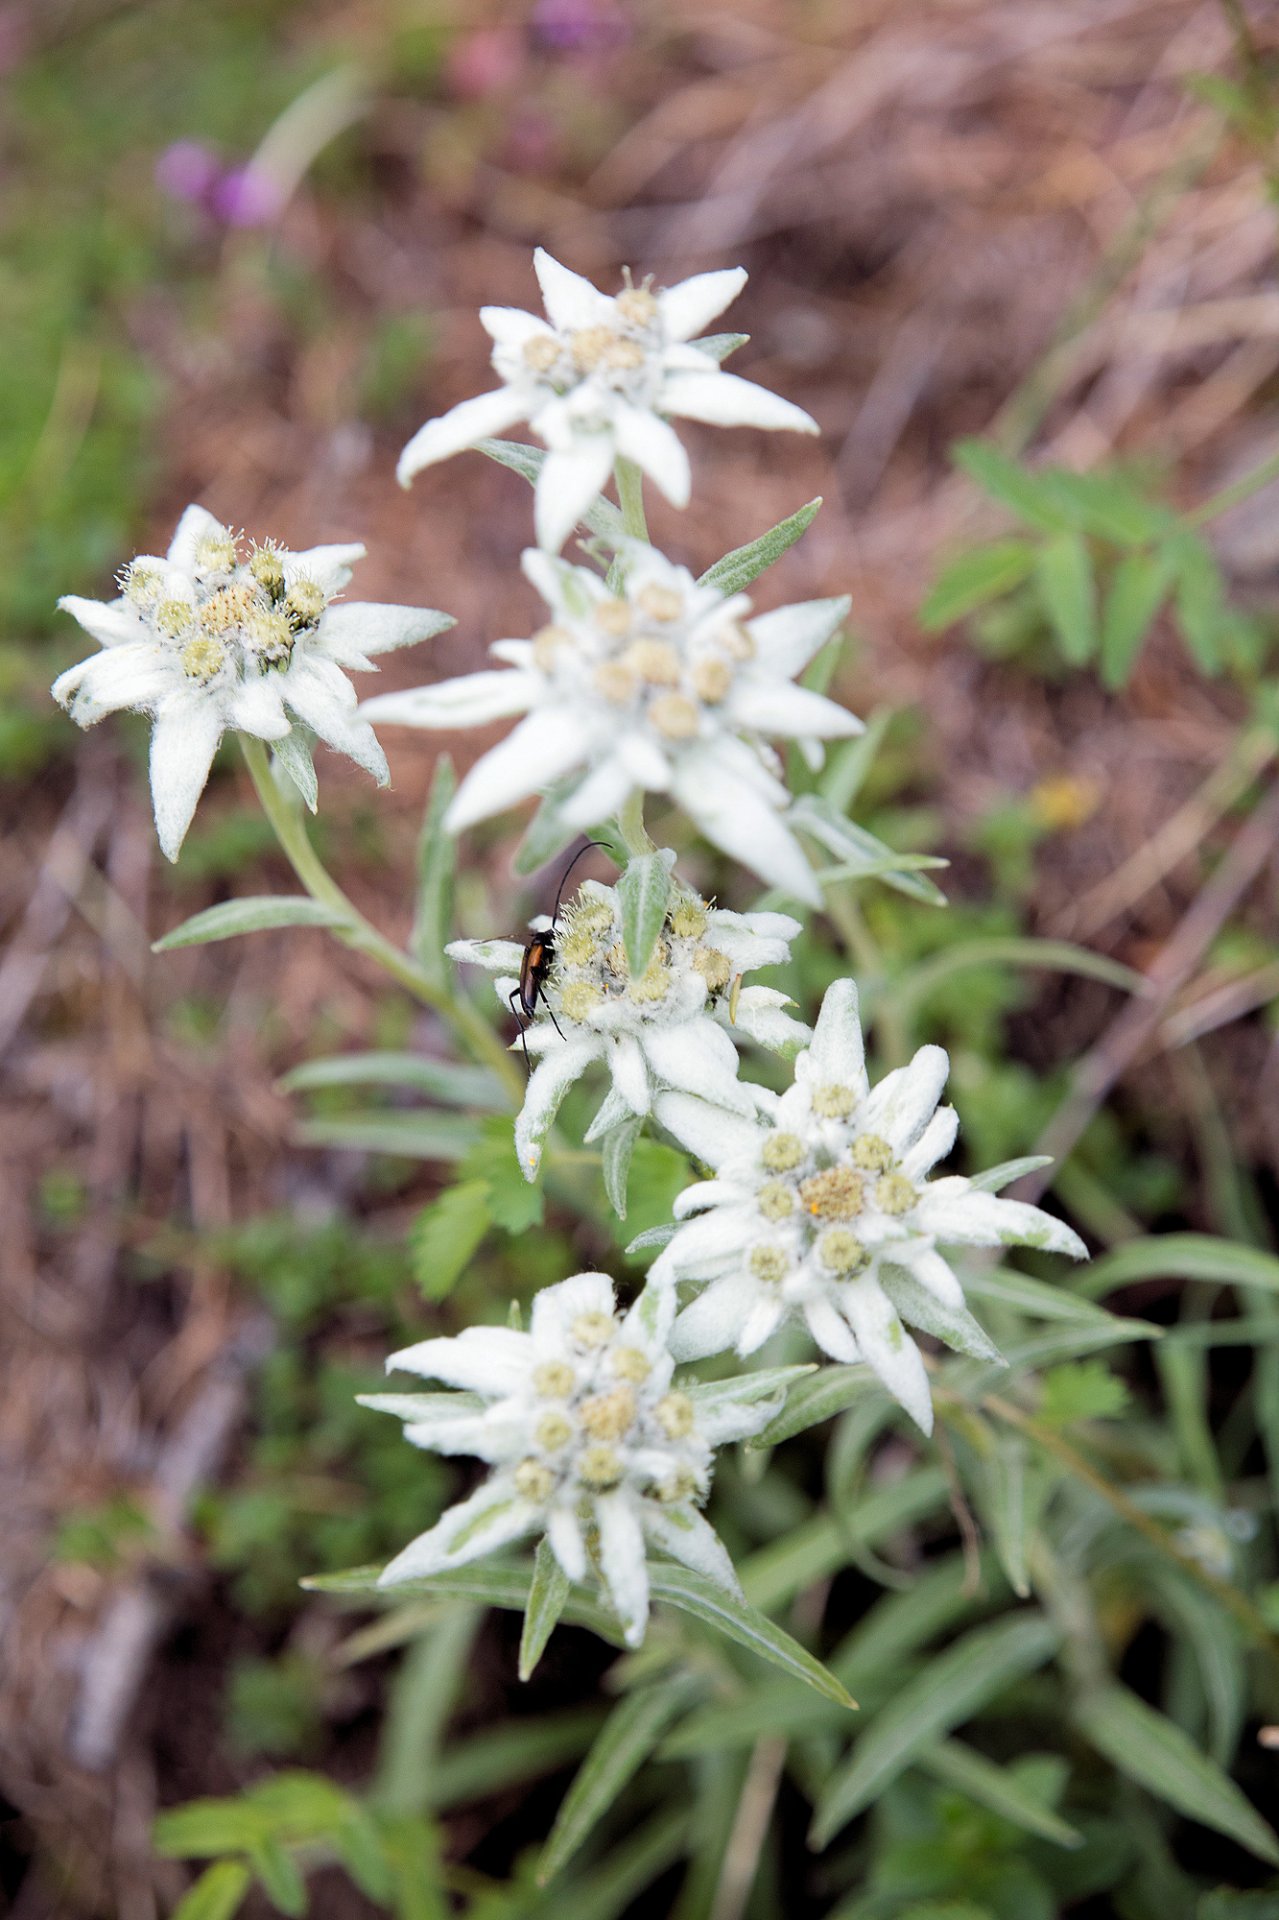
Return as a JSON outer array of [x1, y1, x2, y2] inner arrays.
[[361, 541, 859, 905], [52, 504, 452, 860], [449, 872, 808, 1179], [363, 1273, 779, 1647], [397, 248, 818, 552], [651, 980, 1087, 1434]]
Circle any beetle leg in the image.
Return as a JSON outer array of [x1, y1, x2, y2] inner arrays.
[[508, 987, 532, 1075]]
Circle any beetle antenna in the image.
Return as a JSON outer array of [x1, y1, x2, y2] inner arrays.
[[551, 840, 610, 924]]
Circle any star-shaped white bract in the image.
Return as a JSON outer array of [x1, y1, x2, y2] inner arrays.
[[651, 980, 1087, 1434], [52, 505, 452, 859], [363, 1274, 779, 1647], [397, 249, 818, 552], [449, 872, 808, 1180], [361, 541, 859, 905]]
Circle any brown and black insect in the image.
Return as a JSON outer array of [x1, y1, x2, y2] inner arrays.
[[509, 842, 606, 1068]]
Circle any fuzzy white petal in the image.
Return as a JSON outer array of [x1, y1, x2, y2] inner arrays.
[[655, 1091, 766, 1171], [516, 1038, 599, 1178], [672, 749, 820, 906], [287, 543, 366, 597], [802, 1296, 864, 1366], [387, 1327, 530, 1393], [643, 1504, 741, 1594], [534, 437, 616, 552], [609, 1032, 651, 1114], [398, 388, 530, 483], [533, 248, 612, 330], [658, 268, 747, 342], [671, 1277, 755, 1360], [913, 1183, 1087, 1259], [862, 1046, 950, 1153], [805, 979, 869, 1095], [166, 504, 229, 572], [839, 1276, 934, 1434], [285, 665, 388, 783], [558, 757, 635, 829], [531, 1271, 616, 1344], [446, 707, 591, 831], [228, 675, 290, 739], [361, 669, 537, 731], [612, 405, 691, 508], [661, 369, 818, 435], [747, 598, 851, 677], [880, 1261, 1004, 1362], [901, 1106, 959, 1180], [379, 1482, 538, 1585], [149, 695, 224, 861], [319, 601, 454, 662], [641, 1017, 754, 1115], [548, 1505, 588, 1582], [57, 595, 145, 651], [594, 1492, 650, 1647], [729, 680, 862, 741]]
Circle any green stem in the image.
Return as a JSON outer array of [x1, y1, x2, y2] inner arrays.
[[240, 738, 522, 1099], [1185, 448, 1279, 529], [615, 457, 649, 541], [618, 787, 655, 857]]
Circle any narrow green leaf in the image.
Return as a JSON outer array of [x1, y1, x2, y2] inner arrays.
[[171, 1862, 253, 1920], [376, 1608, 479, 1817], [537, 1679, 694, 1883], [154, 1801, 269, 1858], [1074, 1684, 1279, 1865], [810, 1613, 1060, 1846], [1169, 532, 1225, 674], [1036, 530, 1097, 665], [271, 731, 318, 813], [248, 1837, 306, 1916], [741, 1467, 950, 1616], [334, 1805, 394, 1905], [409, 1182, 491, 1300], [891, 935, 1147, 1017], [601, 1115, 642, 1219], [687, 1365, 815, 1419], [1101, 550, 1172, 689], [818, 708, 893, 814], [617, 850, 671, 981], [520, 1537, 571, 1682], [426, 1708, 605, 1809], [697, 497, 823, 596], [279, 1051, 505, 1108], [513, 777, 584, 876], [830, 1554, 985, 1696], [749, 1365, 878, 1449], [411, 754, 457, 986], [661, 1684, 848, 1761], [648, 1564, 856, 1708], [476, 438, 624, 541], [375, 1812, 449, 1920], [946, 1319, 1158, 1395], [920, 541, 1037, 630], [1080, 1233, 1279, 1300], [917, 1740, 1082, 1848], [153, 897, 348, 951], [301, 1562, 626, 1645], [968, 1155, 1053, 1193], [981, 1433, 1032, 1599], [964, 1265, 1135, 1326], [789, 795, 948, 905], [692, 331, 748, 363], [954, 441, 1070, 530], [294, 1111, 480, 1161], [1034, 468, 1169, 546]]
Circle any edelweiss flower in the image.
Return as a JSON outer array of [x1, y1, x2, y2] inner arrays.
[[364, 1273, 779, 1646], [651, 980, 1087, 1433], [448, 871, 808, 1178], [361, 541, 858, 904], [52, 505, 452, 859], [397, 248, 818, 552]]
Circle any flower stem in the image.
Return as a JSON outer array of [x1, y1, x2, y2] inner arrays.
[[240, 738, 522, 1099], [615, 457, 649, 541], [1185, 447, 1279, 528]]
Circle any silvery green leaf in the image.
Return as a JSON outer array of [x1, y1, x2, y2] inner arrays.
[[748, 1364, 878, 1449], [969, 1155, 1054, 1193], [279, 1051, 505, 1108], [618, 850, 672, 980], [294, 1111, 480, 1161], [1075, 1684, 1279, 1865], [697, 497, 822, 597], [519, 1537, 572, 1683], [271, 729, 318, 813], [789, 793, 948, 906], [692, 331, 749, 363], [810, 1613, 1061, 1845], [476, 438, 625, 542], [648, 1565, 855, 1708], [412, 753, 457, 986], [980, 1432, 1032, 1599], [514, 779, 583, 877], [624, 1222, 679, 1255], [153, 896, 349, 951], [536, 1679, 695, 1884], [685, 1365, 815, 1414], [917, 1741, 1082, 1848], [601, 1115, 643, 1219]]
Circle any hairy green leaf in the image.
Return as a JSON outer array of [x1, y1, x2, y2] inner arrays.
[[153, 897, 348, 951], [293, 1111, 480, 1161], [537, 1679, 694, 1883], [520, 1536, 572, 1682], [279, 1051, 505, 1108], [697, 497, 822, 596], [917, 1740, 1082, 1848], [617, 850, 671, 980], [920, 540, 1037, 629], [476, 438, 624, 541], [411, 754, 457, 986], [649, 1564, 856, 1707]]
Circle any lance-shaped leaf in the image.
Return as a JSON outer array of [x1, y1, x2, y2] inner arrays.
[[810, 1612, 1060, 1846], [748, 1365, 880, 1449], [271, 730, 318, 813], [697, 497, 822, 597], [537, 1678, 696, 1884], [617, 850, 672, 980], [279, 1052, 505, 1108], [293, 1111, 480, 1161], [917, 1741, 1082, 1849], [1075, 1684, 1279, 1865], [648, 1565, 855, 1708], [153, 896, 349, 950], [411, 754, 457, 987], [520, 1536, 572, 1682], [601, 1114, 643, 1219], [171, 1862, 253, 1920]]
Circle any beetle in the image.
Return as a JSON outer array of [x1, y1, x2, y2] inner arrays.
[[509, 841, 607, 1068]]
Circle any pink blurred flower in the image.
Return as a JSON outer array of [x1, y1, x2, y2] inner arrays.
[[446, 27, 525, 100]]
